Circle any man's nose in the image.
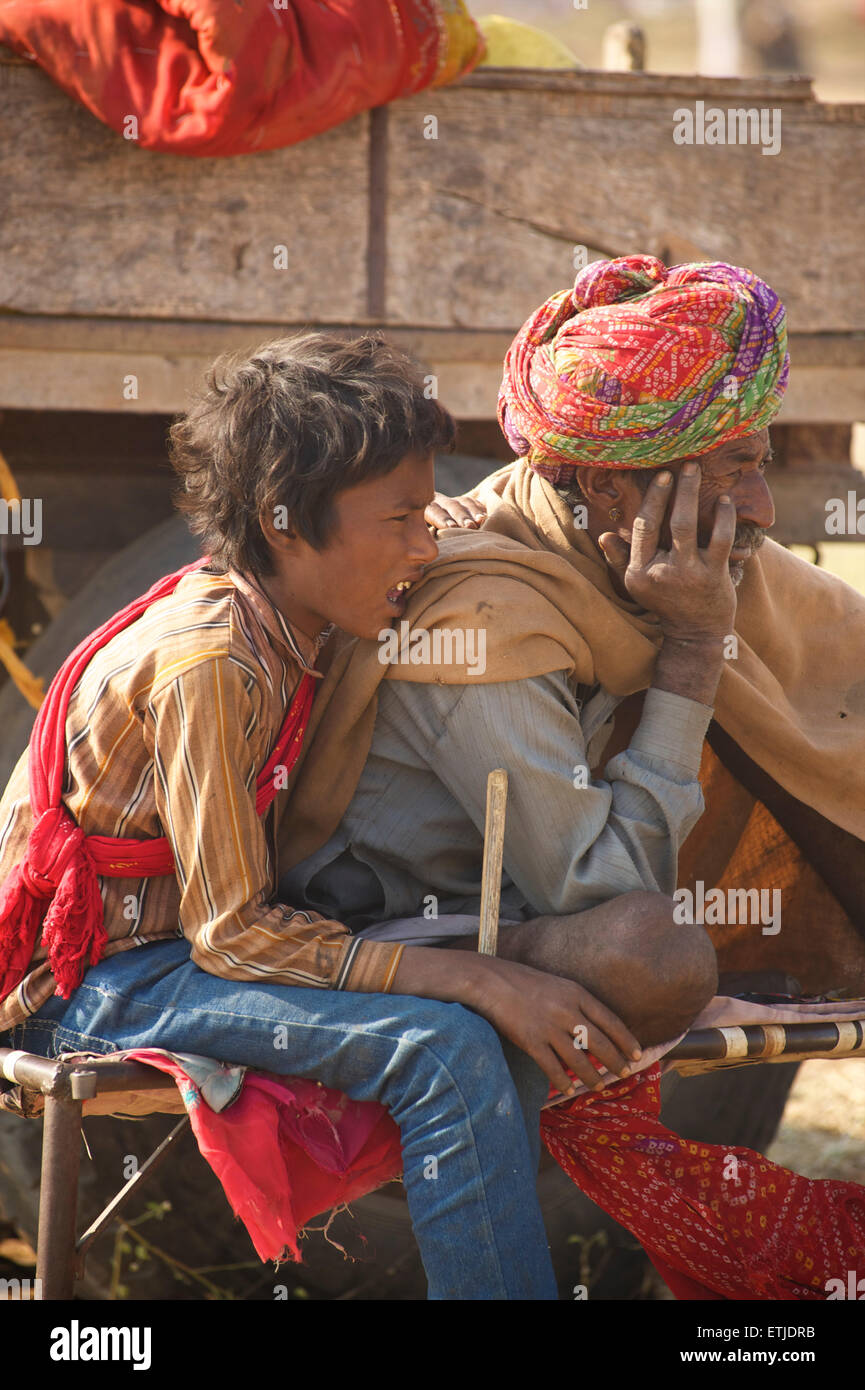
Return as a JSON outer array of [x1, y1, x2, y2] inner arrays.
[[734, 473, 775, 531]]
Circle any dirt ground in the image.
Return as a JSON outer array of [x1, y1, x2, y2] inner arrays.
[[767, 1058, 865, 1182]]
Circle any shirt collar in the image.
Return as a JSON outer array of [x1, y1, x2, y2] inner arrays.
[[226, 566, 334, 678]]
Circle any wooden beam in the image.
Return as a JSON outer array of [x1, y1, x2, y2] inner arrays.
[[0, 320, 861, 420], [459, 67, 816, 102], [384, 88, 865, 333]]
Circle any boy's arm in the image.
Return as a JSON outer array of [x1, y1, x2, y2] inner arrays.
[[144, 656, 403, 993], [145, 654, 642, 1093]]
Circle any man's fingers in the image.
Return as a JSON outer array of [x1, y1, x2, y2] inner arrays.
[[460, 497, 487, 525], [425, 492, 486, 531], [706, 493, 737, 566], [448, 500, 482, 529], [577, 1028, 630, 1080], [424, 501, 456, 531], [535, 1044, 583, 1098], [668, 463, 701, 557], [629, 470, 673, 569], [597, 532, 630, 573]]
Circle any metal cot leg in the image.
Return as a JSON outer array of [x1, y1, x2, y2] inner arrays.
[[36, 1093, 84, 1300]]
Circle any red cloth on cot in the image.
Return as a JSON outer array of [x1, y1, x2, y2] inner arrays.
[[125, 1050, 405, 1263], [0, 1, 484, 156], [0, 558, 316, 1002], [129, 1052, 865, 1297]]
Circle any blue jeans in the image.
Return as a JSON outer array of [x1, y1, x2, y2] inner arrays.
[[4, 939, 557, 1300]]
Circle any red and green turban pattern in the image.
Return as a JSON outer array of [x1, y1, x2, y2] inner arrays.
[[497, 255, 789, 483]]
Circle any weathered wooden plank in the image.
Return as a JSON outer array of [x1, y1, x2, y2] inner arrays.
[[385, 86, 865, 333], [0, 64, 370, 323], [2, 347, 859, 421], [459, 68, 817, 102], [4, 316, 862, 366], [1, 320, 860, 420]]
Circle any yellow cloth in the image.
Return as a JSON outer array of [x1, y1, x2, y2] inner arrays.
[[477, 14, 582, 69]]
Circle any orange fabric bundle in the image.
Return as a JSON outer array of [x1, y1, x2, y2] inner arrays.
[[0, 0, 484, 156]]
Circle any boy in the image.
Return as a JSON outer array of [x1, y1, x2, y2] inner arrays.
[[0, 331, 638, 1300]]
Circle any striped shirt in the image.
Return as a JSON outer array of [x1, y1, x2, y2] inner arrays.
[[0, 564, 404, 1031]]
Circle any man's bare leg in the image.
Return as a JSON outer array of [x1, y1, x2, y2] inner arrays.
[[444, 890, 717, 1047]]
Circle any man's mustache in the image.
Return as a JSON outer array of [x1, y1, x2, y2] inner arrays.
[[732, 523, 767, 552]]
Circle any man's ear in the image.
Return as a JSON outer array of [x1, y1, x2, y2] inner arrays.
[[579, 467, 631, 510], [260, 501, 297, 548]]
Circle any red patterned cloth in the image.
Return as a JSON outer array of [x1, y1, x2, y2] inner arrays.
[[0, 0, 484, 156], [540, 1064, 865, 1300]]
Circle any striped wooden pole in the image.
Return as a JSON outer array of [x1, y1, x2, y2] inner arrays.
[[668, 1019, 865, 1074]]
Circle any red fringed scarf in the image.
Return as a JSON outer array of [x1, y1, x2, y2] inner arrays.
[[0, 559, 316, 1003]]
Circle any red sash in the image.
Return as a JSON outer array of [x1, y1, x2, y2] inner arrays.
[[0, 559, 315, 1001]]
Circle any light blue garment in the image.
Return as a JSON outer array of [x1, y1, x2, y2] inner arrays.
[[279, 674, 712, 930], [7, 938, 556, 1301]]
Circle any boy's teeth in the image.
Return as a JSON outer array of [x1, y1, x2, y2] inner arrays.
[[395, 581, 412, 592]]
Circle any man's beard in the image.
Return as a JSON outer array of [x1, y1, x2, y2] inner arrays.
[[729, 522, 766, 587]]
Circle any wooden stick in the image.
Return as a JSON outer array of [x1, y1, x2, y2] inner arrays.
[[478, 769, 508, 957]]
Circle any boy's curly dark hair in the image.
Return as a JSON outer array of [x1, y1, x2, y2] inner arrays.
[[168, 330, 456, 577]]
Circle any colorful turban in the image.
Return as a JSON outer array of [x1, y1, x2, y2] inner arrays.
[[497, 255, 789, 481]]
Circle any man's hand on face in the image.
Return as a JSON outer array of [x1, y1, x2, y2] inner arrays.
[[598, 462, 738, 644]]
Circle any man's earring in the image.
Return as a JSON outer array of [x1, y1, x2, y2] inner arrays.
[[608, 506, 624, 523]]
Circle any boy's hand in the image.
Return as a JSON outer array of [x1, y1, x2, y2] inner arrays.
[[473, 956, 643, 1095], [392, 946, 642, 1095], [425, 492, 487, 533]]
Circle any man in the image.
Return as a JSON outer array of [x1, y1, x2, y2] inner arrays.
[[277, 256, 865, 1032], [0, 330, 645, 1301]]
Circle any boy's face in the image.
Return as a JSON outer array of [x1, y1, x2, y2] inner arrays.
[[262, 451, 439, 643]]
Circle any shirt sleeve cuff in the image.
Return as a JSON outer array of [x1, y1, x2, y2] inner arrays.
[[627, 686, 713, 779], [337, 938, 405, 993]]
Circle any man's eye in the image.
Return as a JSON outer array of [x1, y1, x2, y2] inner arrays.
[[388, 515, 409, 523]]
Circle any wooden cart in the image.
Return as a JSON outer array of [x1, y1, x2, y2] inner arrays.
[[1, 56, 864, 630]]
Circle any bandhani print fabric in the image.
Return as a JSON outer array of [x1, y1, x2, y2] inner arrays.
[[498, 255, 790, 485], [540, 1063, 865, 1300]]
